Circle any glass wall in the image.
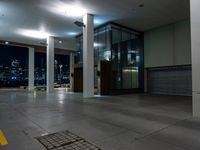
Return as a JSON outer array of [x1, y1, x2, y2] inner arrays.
[[0, 44, 28, 87], [34, 52, 46, 86], [111, 24, 143, 89], [76, 23, 143, 91], [0, 44, 70, 88], [35, 52, 70, 87]]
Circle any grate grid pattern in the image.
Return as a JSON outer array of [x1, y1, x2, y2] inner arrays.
[[36, 130, 101, 150]]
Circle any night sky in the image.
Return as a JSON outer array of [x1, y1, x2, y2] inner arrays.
[[0, 44, 28, 68]]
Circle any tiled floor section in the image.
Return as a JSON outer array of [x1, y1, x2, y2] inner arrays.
[[0, 89, 198, 150]]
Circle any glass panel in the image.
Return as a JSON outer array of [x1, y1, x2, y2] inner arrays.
[[122, 31, 131, 41], [54, 54, 70, 86], [112, 28, 121, 44], [111, 26, 143, 89], [0, 44, 28, 87], [35, 52, 46, 86], [76, 23, 143, 90]]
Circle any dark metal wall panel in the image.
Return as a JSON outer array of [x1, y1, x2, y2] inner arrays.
[[147, 66, 192, 96]]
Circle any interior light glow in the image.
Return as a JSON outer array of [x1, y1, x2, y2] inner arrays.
[[59, 101, 64, 104], [94, 42, 102, 47], [66, 32, 78, 36], [129, 50, 137, 53], [65, 5, 87, 17], [94, 19, 101, 25], [104, 51, 111, 61], [18, 30, 50, 39], [94, 18, 106, 25]]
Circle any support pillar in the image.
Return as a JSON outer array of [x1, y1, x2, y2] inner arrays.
[[190, 0, 200, 117], [83, 14, 94, 98], [70, 52, 75, 90], [28, 47, 34, 91], [47, 36, 55, 93]]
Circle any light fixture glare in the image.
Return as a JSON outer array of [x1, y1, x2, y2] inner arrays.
[[65, 5, 86, 17], [18, 30, 50, 39]]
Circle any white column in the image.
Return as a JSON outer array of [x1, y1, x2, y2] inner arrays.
[[47, 36, 55, 93], [83, 14, 94, 98], [190, 0, 200, 117], [28, 47, 34, 91], [70, 52, 75, 90]]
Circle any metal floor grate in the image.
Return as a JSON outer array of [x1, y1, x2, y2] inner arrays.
[[36, 130, 102, 150]]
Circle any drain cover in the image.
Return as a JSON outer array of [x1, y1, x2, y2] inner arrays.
[[36, 130, 102, 150]]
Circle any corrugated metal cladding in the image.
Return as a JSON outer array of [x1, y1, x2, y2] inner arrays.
[[147, 65, 192, 96]]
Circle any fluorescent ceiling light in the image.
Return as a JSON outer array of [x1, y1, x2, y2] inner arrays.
[[18, 30, 50, 39], [65, 5, 87, 17]]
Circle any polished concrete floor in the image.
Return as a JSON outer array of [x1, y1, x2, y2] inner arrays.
[[0, 89, 199, 150]]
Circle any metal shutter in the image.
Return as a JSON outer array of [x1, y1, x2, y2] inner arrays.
[[147, 65, 192, 96]]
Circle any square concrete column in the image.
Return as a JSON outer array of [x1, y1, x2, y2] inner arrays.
[[190, 0, 200, 117], [28, 47, 34, 91], [83, 14, 94, 98], [47, 36, 55, 93], [70, 52, 75, 90]]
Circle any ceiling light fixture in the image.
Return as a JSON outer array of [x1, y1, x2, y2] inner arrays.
[[19, 30, 50, 39], [74, 21, 85, 27]]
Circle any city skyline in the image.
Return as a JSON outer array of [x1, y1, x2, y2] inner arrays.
[[0, 44, 70, 87]]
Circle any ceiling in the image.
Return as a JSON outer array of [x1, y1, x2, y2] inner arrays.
[[0, 0, 190, 50]]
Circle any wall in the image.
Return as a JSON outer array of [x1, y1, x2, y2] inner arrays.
[[144, 19, 191, 68]]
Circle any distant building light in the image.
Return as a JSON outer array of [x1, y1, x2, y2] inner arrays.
[[11, 77, 17, 80], [5, 41, 9, 45]]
